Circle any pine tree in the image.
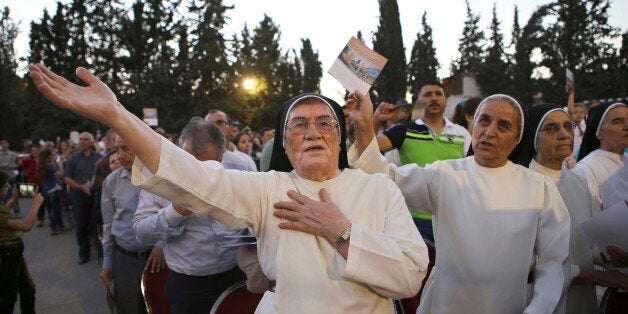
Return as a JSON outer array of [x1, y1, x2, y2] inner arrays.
[[231, 15, 289, 128], [510, 5, 521, 49], [476, 4, 509, 96], [189, 0, 232, 102], [408, 11, 439, 94], [0, 7, 23, 145], [619, 32, 628, 96], [372, 0, 407, 103], [510, 4, 550, 106], [85, 0, 125, 87], [540, 0, 620, 101], [452, 0, 484, 76], [300, 38, 322, 93]]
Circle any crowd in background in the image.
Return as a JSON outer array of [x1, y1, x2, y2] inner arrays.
[[1, 69, 627, 313]]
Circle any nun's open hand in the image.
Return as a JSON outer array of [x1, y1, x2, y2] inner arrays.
[[28, 63, 122, 126], [274, 188, 350, 244]]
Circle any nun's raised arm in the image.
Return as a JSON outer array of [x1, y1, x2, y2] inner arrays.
[[29, 64, 162, 173]]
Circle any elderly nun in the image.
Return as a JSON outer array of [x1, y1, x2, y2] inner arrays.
[[573, 102, 627, 209], [28, 64, 428, 313], [509, 104, 628, 313], [348, 93, 571, 314]]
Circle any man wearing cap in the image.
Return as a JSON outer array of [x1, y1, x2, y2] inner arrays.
[[204, 109, 257, 171], [348, 93, 570, 314], [372, 81, 471, 242]]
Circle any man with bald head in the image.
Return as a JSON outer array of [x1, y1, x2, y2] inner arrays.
[[205, 109, 257, 171], [64, 131, 101, 264], [348, 93, 570, 314]]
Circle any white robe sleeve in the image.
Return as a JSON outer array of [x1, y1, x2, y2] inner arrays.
[[337, 179, 429, 299], [572, 163, 602, 206], [131, 137, 256, 232], [525, 179, 571, 314], [348, 137, 437, 214]]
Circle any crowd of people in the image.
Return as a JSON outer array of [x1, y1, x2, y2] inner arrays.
[[0, 61, 625, 314]]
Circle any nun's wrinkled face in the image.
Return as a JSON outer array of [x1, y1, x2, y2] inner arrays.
[[598, 106, 628, 153], [284, 101, 341, 181], [472, 99, 520, 168], [536, 111, 573, 163]]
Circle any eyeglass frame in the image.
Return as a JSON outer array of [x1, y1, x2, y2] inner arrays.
[[538, 121, 577, 135], [213, 119, 229, 127], [285, 116, 340, 135]]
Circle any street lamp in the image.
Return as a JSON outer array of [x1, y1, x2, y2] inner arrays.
[[243, 78, 255, 90]]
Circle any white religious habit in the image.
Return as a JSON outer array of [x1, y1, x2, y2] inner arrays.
[[131, 137, 429, 314], [530, 159, 601, 314], [349, 138, 570, 314], [573, 149, 628, 209]]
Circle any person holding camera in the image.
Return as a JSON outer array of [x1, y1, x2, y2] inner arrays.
[[0, 171, 44, 313]]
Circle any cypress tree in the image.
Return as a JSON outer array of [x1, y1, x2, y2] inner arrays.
[[452, 0, 484, 77], [300, 38, 322, 93], [372, 0, 406, 103], [477, 4, 509, 96], [540, 0, 620, 101], [510, 4, 550, 106], [408, 11, 439, 94]]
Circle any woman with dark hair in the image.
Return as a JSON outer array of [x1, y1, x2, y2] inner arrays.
[[452, 97, 483, 132], [37, 148, 65, 235], [29, 64, 428, 313], [0, 171, 44, 313], [451, 100, 467, 128], [233, 131, 253, 155]]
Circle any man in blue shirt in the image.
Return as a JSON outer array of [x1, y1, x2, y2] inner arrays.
[[64, 132, 100, 264], [100, 135, 165, 314], [133, 119, 246, 313]]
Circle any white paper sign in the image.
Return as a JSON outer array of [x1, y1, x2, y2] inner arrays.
[[580, 200, 628, 256]]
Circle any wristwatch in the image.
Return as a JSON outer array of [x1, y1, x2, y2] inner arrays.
[[334, 224, 352, 249]]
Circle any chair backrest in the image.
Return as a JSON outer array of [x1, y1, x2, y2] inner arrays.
[[141, 267, 172, 314], [210, 280, 264, 314], [600, 288, 628, 314], [399, 239, 436, 314]]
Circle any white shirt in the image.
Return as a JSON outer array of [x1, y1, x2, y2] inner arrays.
[[530, 159, 601, 314], [415, 117, 472, 155], [132, 137, 429, 313], [573, 149, 628, 209], [226, 149, 257, 171], [349, 138, 570, 314]]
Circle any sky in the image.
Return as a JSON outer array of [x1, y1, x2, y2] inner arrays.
[[2, 0, 627, 103]]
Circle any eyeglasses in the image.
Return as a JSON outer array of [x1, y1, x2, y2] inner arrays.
[[286, 117, 339, 135], [538, 121, 577, 135], [213, 120, 229, 127]]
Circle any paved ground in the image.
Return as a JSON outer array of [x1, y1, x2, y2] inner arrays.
[[17, 197, 109, 314]]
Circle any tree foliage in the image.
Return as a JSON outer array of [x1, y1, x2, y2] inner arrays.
[[301, 38, 322, 93], [372, 0, 407, 103], [476, 4, 509, 96], [408, 11, 439, 94], [451, 0, 484, 76], [2, 0, 624, 144]]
